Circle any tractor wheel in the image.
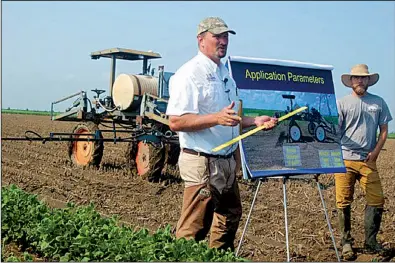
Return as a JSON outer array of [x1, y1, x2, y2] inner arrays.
[[125, 141, 138, 175], [314, 125, 326, 142], [162, 143, 181, 179], [135, 141, 165, 182], [308, 122, 316, 135], [331, 122, 337, 135], [68, 122, 103, 167], [164, 143, 180, 166], [289, 123, 301, 142]]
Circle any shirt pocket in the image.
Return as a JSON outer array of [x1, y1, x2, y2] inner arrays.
[[202, 81, 223, 113]]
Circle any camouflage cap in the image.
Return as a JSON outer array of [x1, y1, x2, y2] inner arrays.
[[197, 17, 236, 36]]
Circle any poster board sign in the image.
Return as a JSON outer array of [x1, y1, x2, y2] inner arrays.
[[226, 56, 347, 178]]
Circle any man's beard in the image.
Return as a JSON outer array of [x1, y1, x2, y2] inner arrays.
[[352, 85, 368, 95], [216, 46, 227, 58]]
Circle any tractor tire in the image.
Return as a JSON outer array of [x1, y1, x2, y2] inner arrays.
[[331, 122, 337, 135], [125, 141, 138, 175], [308, 122, 316, 135], [164, 143, 180, 166], [289, 123, 302, 142], [68, 122, 103, 167], [162, 143, 181, 180], [135, 141, 165, 182], [314, 125, 326, 142]]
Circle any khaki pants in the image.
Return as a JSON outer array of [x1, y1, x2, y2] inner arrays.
[[335, 160, 384, 208], [175, 151, 242, 251]]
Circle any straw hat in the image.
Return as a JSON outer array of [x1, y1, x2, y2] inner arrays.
[[341, 64, 379, 88]]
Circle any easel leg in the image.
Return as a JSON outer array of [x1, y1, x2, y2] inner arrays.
[[315, 174, 341, 262], [283, 176, 291, 262], [236, 179, 262, 257]]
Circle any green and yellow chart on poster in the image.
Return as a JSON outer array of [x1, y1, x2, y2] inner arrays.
[[283, 146, 302, 167]]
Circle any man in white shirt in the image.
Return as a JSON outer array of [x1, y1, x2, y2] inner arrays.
[[166, 17, 277, 251]]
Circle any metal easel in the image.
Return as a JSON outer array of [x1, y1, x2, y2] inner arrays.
[[235, 173, 340, 262]]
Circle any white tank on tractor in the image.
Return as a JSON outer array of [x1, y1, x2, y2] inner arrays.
[[112, 74, 159, 111]]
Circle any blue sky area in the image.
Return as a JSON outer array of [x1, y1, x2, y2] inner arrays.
[[2, 1, 394, 131]]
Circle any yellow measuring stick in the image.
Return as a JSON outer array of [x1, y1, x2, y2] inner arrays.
[[211, 106, 308, 152]]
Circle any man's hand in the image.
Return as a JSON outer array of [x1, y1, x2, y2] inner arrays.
[[216, 101, 242, 127], [254, 116, 278, 130], [365, 150, 379, 163], [253, 115, 272, 125], [364, 123, 388, 163]]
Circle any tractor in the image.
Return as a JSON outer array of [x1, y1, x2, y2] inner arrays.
[[278, 94, 337, 143], [49, 48, 180, 181]]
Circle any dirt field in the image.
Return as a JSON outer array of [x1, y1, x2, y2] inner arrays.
[[2, 114, 395, 262]]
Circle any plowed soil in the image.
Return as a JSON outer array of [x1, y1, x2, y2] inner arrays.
[[2, 114, 395, 262]]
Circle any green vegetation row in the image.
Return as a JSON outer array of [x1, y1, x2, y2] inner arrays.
[[1, 185, 246, 262], [1, 108, 59, 116], [243, 108, 277, 117]]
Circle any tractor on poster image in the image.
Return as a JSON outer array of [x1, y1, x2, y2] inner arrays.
[[50, 48, 180, 182], [275, 94, 337, 143]]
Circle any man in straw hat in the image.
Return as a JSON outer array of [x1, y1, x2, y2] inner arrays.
[[166, 17, 277, 251], [335, 64, 392, 260]]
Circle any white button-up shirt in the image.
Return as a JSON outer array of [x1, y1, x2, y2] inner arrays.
[[166, 51, 240, 155]]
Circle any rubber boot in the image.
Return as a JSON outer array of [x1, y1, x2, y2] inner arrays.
[[364, 206, 389, 256], [338, 206, 355, 260]]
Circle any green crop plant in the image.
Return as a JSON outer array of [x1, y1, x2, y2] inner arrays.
[[1, 185, 247, 262]]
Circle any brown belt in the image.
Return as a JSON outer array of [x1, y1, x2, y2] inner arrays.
[[182, 148, 234, 159]]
